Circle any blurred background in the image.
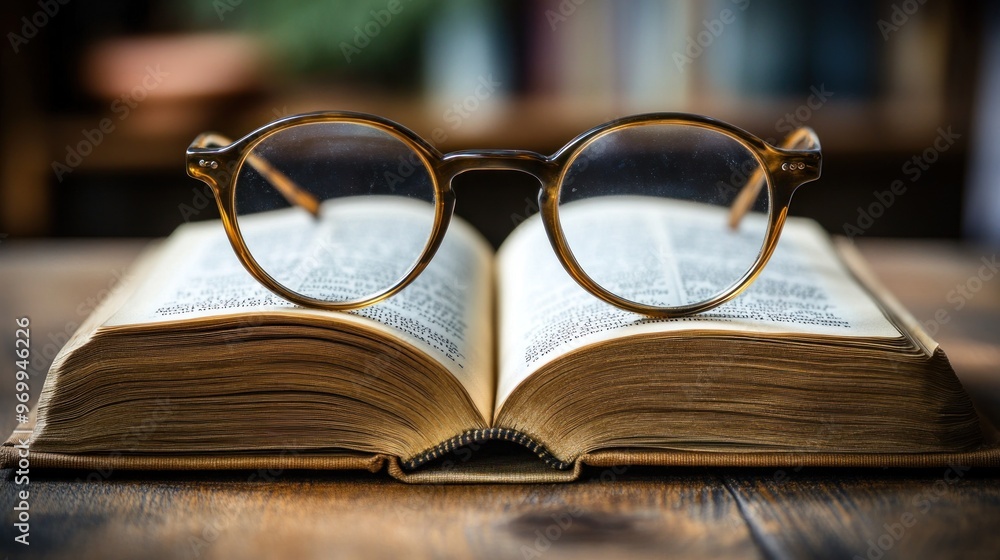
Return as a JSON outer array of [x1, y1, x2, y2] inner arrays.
[[0, 0, 997, 247]]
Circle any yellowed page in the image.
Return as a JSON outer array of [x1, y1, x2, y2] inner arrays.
[[495, 197, 902, 414], [835, 238, 938, 356], [106, 197, 496, 421]]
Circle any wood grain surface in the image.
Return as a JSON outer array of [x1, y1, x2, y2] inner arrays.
[[0, 238, 998, 559]]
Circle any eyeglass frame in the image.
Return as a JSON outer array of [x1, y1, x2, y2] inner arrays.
[[186, 111, 821, 318]]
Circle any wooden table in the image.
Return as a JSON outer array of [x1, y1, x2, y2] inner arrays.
[[0, 238, 998, 560]]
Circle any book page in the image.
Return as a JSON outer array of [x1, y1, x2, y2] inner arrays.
[[106, 197, 495, 419], [495, 196, 902, 410]]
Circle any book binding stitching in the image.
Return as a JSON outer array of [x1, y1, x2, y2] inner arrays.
[[401, 428, 574, 471]]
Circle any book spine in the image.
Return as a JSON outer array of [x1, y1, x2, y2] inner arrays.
[[402, 428, 573, 471]]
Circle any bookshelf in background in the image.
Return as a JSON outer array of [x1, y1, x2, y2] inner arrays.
[[0, 0, 981, 241]]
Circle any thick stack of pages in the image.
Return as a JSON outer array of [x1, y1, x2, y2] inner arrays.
[[4, 198, 996, 483]]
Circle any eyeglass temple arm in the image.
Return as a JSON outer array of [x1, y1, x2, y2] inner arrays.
[[727, 127, 819, 229], [190, 133, 321, 217]]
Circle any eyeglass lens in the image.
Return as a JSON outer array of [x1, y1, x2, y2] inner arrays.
[[234, 122, 438, 303], [558, 123, 770, 308]]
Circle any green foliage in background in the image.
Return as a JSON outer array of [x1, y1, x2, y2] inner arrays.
[[180, 0, 437, 76]]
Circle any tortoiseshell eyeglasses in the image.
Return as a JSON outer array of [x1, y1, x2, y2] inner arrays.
[[186, 111, 821, 318]]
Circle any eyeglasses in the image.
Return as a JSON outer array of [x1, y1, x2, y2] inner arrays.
[[186, 111, 821, 318]]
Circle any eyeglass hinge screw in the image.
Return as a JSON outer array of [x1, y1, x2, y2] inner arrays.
[[198, 159, 219, 170]]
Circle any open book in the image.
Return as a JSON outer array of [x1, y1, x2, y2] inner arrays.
[[5, 197, 997, 482]]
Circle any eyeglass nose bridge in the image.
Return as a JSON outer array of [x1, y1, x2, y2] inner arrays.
[[437, 149, 561, 185]]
